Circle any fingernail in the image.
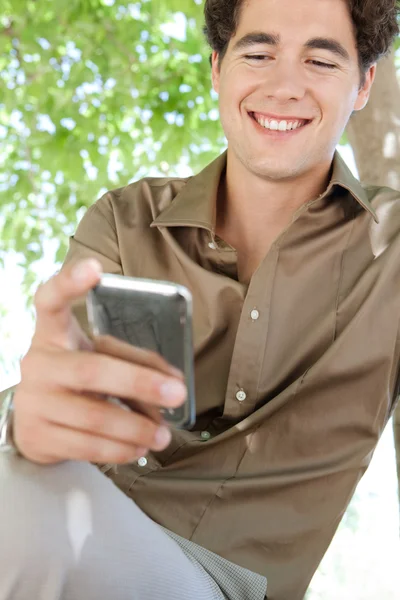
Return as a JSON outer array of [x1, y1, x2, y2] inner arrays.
[[160, 380, 186, 402], [155, 426, 171, 448], [72, 259, 101, 282]]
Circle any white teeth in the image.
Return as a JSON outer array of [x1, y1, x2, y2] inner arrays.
[[253, 114, 305, 132]]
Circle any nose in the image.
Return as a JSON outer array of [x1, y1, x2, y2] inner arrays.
[[261, 59, 307, 104]]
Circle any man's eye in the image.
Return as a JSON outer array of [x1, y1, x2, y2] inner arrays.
[[244, 55, 269, 61], [309, 60, 336, 69]]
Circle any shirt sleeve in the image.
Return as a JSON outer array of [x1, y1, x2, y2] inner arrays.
[[0, 386, 16, 402], [388, 325, 400, 419], [393, 329, 400, 414], [63, 193, 123, 336]]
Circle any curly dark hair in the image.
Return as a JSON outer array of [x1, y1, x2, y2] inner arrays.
[[203, 0, 400, 73]]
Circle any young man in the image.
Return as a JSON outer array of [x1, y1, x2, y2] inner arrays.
[[1, 0, 399, 599]]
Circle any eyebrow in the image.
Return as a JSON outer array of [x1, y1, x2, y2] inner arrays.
[[232, 32, 350, 62], [305, 37, 350, 62], [233, 32, 280, 52]]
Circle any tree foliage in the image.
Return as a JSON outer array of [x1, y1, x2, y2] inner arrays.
[[0, 0, 225, 271], [0, 1, 398, 278]]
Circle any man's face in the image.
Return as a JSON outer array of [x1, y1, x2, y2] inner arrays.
[[212, 0, 375, 182]]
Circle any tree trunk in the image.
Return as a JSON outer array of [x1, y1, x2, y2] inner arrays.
[[346, 52, 400, 512]]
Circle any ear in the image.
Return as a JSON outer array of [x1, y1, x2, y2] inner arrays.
[[353, 64, 376, 111], [211, 51, 221, 94]]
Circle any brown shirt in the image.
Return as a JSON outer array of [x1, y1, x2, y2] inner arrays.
[[5, 151, 400, 600]]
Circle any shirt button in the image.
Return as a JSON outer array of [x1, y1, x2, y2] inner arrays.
[[250, 309, 260, 321], [236, 390, 247, 402], [201, 431, 211, 440], [208, 242, 217, 250], [138, 457, 148, 467]]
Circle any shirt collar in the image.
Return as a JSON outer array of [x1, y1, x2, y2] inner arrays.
[[151, 151, 226, 233], [327, 151, 378, 223], [151, 149, 378, 230]]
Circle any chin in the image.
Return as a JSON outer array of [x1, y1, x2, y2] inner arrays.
[[249, 160, 304, 181]]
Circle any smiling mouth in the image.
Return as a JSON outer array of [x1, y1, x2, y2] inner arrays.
[[248, 111, 312, 132]]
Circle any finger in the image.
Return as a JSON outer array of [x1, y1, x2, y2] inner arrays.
[[93, 335, 184, 379], [20, 421, 150, 465], [32, 390, 167, 449], [22, 348, 187, 408], [34, 258, 102, 347], [106, 395, 162, 424]]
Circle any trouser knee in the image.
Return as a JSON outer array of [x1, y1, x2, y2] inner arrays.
[[0, 454, 81, 599]]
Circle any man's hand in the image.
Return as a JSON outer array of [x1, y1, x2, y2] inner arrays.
[[13, 259, 187, 465]]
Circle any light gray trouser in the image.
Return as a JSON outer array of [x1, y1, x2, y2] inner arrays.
[[0, 454, 226, 600]]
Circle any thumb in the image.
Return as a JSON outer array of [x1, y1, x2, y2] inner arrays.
[[33, 258, 102, 349]]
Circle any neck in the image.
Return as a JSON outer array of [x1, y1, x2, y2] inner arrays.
[[216, 150, 333, 254]]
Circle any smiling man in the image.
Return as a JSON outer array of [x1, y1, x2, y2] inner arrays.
[[0, 1, 400, 600], [209, 0, 381, 284]]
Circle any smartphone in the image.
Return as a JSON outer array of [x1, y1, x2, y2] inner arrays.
[[86, 273, 196, 429]]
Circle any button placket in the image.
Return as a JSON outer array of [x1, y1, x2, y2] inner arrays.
[[222, 247, 279, 418]]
